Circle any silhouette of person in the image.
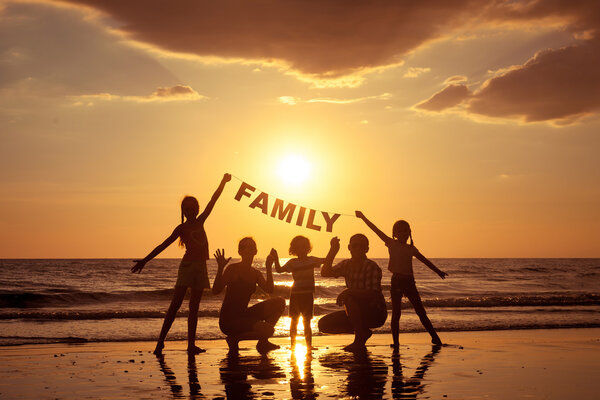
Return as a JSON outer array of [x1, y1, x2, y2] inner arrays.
[[318, 235, 387, 352], [213, 237, 286, 354], [356, 211, 447, 348], [391, 345, 441, 399], [269, 235, 325, 349], [319, 350, 388, 398], [131, 173, 231, 355]]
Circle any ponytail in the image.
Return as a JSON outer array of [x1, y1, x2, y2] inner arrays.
[[409, 231, 414, 247]]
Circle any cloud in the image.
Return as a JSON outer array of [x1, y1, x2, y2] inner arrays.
[[415, 85, 471, 111], [71, 85, 205, 104], [56, 0, 489, 82], [278, 93, 391, 105], [403, 67, 431, 78], [415, 38, 600, 124]]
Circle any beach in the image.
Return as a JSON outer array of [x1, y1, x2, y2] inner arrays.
[[1, 328, 599, 399]]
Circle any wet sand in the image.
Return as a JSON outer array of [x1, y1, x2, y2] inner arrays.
[[0, 328, 599, 399]]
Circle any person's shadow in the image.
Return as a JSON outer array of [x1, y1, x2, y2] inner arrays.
[[319, 350, 388, 399], [219, 352, 285, 399], [391, 344, 441, 399], [156, 354, 202, 399], [289, 350, 317, 399]]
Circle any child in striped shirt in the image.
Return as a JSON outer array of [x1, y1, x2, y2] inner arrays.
[[268, 236, 324, 349]]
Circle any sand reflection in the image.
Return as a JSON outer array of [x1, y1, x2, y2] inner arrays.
[[289, 344, 317, 399], [219, 352, 286, 399], [392, 345, 441, 399], [156, 355, 202, 399]]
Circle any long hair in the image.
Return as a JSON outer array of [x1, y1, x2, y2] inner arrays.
[[392, 220, 414, 246], [179, 196, 199, 247]]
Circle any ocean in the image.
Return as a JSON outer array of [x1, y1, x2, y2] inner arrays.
[[1, 258, 598, 346]]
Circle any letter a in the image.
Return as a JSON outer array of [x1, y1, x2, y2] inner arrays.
[[249, 192, 269, 214]]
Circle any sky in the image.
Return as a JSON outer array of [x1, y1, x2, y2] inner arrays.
[[1, 0, 599, 258]]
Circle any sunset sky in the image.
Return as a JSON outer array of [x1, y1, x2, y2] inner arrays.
[[1, 0, 599, 258]]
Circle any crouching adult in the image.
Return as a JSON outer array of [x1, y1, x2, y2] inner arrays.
[[318, 235, 387, 352], [213, 237, 285, 354]]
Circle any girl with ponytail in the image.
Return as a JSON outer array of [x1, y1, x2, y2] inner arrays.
[[355, 211, 447, 348], [131, 173, 231, 355]]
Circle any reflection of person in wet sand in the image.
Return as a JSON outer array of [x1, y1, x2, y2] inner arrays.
[[219, 352, 285, 399], [131, 173, 231, 355], [318, 235, 387, 352], [319, 350, 388, 399], [213, 237, 285, 354], [289, 349, 316, 400], [392, 345, 441, 399], [356, 211, 447, 348], [156, 354, 201, 398]]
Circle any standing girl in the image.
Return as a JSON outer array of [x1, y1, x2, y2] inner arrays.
[[355, 211, 447, 348], [269, 236, 324, 349], [131, 173, 231, 355]]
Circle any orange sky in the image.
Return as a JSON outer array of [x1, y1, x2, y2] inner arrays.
[[0, 0, 599, 258]]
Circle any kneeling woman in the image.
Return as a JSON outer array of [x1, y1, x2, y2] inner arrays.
[[213, 237, 285, 353]]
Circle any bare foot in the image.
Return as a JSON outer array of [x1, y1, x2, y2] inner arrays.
[[390, 343, 399, 351], [343, 342, 366, 353], [153, 342, 164, 356], [257, 340, 280, 354], [431, 336, 443, 346], [187, 345, 206, 355]]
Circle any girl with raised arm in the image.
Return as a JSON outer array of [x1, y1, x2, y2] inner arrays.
[[213, 238, 285, 354], [131, 173, 231, 355], [355, 211, 447, 348]]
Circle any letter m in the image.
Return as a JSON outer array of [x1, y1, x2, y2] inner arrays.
[[270, 199, 296, 223]]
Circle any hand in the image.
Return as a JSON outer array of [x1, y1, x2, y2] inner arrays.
[[438, 270, 448, 279], [131, 259, 146, 274], [214, 249, 231, 269], [336, 289, 350, 306], [355, 210, 365, 219], [269, 248, 278, 258], [223, 173, 232, 183], [330, 236, 340, 252]]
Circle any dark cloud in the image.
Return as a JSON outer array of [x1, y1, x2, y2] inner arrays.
[[416, 38, 600, 124], [152, 85, 198, 98], [415, 84, 471, 112]]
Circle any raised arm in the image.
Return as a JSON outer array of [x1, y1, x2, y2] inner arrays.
[[321, 237, 340, 277], [355, 210, 392, 243], [256, 259, 275, 293], [212, 248, 231, 294], [415, 250, 448, 279], [268, 248, 286, 273], [131, 226, 181, 273], [198, 173, 231, 221]]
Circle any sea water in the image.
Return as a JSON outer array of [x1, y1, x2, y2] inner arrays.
[[1, 258, 598, 345]]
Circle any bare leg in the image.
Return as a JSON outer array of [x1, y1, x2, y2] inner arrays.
[[342, 295, 370, 351], [303, 316, 312, 348], [256, 297, 285, 353], [290, 316, 299, 347], [187, 288, 205, 354], [390, 291, 402, 350], [406, 290, 442, 345], [155, 286, 187, 355]]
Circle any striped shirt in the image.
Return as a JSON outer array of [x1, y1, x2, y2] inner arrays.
[[283, 256, 322, 294], [329, 258, 382, 291]]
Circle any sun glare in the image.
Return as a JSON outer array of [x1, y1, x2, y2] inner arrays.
[[277, 155, 311, 186]]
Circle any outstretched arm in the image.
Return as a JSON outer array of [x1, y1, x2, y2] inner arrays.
[[415, 251, 448, 279], [131, 226, 180, 273], [321, 237, 340, 277], [355, 210, 392, 243], [212, 248, 231, 294], [199, 173, 231, 221]]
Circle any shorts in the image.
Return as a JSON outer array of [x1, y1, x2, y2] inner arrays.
[[289, 292, 314, 319], [390, 274, 418, 298], [175, 260, 210, 290], [219, 301, 270, 336]]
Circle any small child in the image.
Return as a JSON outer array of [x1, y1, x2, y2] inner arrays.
[[356, 211, 447, 348], [268, 236, 324, 349]]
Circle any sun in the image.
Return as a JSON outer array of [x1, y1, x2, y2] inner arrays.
[[277, 154, 311, 186]]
